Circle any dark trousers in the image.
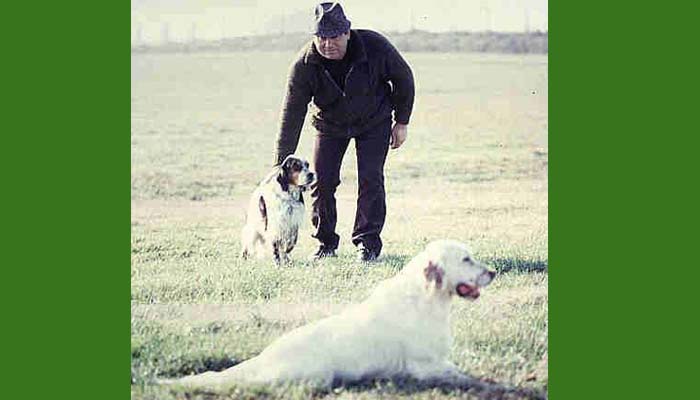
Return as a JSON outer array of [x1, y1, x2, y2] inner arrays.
[[311, 119, 391, 254]]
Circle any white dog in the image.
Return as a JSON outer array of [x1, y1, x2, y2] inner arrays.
[[168, 240, 496, 389], [240, 155, 315, 264]]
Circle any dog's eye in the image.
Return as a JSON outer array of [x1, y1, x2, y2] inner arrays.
[[463, 256, 472, 263]]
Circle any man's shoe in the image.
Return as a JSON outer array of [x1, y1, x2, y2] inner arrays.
[[308, 245, 337, 261], [356, 243, 379, 262]]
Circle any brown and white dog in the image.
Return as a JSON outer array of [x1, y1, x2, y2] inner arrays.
[[240, 155, 315, 264]]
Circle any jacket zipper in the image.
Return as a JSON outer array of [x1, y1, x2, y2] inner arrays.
[[344, 65, 355, 95], [323, 65, 355, 135], [323, 69, 346, 97]]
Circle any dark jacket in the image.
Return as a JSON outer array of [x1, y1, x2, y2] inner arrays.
[[274, 30, 415, 165]]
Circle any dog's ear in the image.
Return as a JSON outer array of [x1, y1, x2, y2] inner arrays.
[[424, 261, 444, 289], [276, 161, 290, 192]]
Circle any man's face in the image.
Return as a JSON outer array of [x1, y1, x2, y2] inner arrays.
[[314, 31, 350, 60]]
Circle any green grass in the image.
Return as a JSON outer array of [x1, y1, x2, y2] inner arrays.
[[131, 51, 547, 399]]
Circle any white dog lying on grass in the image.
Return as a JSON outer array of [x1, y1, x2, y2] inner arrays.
[[164, 240, 496, 389]]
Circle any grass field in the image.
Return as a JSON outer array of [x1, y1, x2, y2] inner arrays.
[[131, 51, 548, 399]]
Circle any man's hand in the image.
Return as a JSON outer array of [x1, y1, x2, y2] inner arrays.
[[390, 123, 408, 149]]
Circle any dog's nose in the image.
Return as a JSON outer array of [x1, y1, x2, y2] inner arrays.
[[307, 172, 315, 181], [487, 270, 496, 279]]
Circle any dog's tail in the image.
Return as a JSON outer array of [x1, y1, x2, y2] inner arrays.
[[157, 357, 265, 389]]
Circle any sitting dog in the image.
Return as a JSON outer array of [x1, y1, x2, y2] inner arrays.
[[240, 155, 315, 265], [169, 240, 496, 388]]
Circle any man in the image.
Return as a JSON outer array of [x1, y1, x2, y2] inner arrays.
[[274, 2, 415, 262]]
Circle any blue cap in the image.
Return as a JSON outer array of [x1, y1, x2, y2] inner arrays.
[[313, 2, 351, 38]]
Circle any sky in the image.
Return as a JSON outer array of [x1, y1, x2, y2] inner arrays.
[[131, 0, 548, 44]]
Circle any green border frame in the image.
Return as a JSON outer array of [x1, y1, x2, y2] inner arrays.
[[550, 2, 697, 399], [4, 3, 127, 399], [3, 2, 697, 399]]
